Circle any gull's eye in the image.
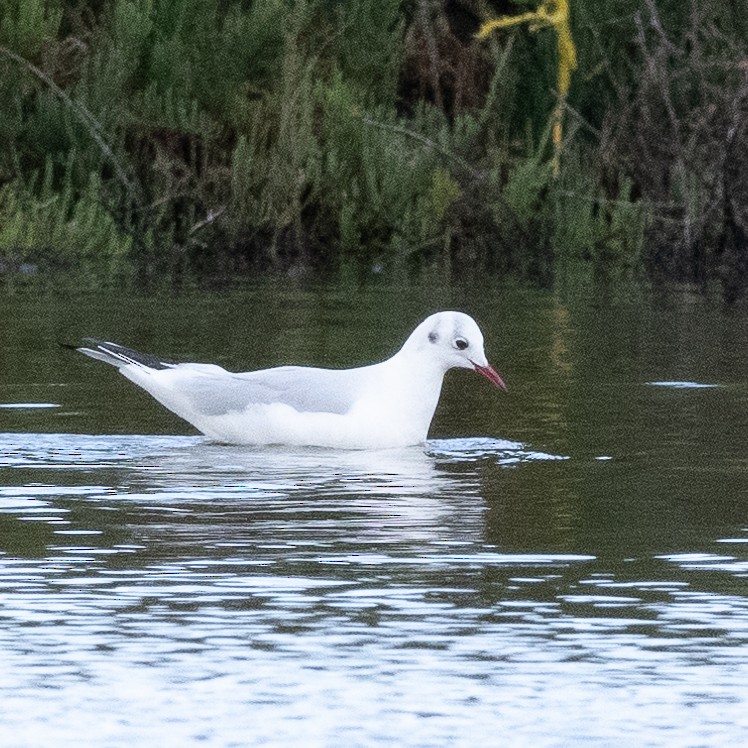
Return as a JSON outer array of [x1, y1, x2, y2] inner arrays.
[[454, 337, 469, 350]]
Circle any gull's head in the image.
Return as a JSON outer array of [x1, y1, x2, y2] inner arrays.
[[402, 311, 507, 391]]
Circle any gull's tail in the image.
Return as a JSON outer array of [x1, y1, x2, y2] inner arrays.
[[66, 338, 178, 370]]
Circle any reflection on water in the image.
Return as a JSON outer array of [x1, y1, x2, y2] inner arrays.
[[1, 287, 748, 745], [1, 429, 747, 746], [646, 381, 721, 389]]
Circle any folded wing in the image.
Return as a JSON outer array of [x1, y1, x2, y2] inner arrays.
[[75, 339, 367, 417], [174, 365, 364, 416]]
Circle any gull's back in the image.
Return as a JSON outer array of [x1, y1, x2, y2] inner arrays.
[[131, 363, 369, 418]]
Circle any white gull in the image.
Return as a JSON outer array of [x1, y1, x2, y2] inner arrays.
[[73, 311, 506, 449]]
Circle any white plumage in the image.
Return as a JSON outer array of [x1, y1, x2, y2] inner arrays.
[[75, 311, 506, 449]]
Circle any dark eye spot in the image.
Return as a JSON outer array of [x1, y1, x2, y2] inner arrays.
[[428, 331, 439, 344], [455, 338, 468, 350]]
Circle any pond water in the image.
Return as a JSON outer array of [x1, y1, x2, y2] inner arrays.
[[1, 283, 747, 746]]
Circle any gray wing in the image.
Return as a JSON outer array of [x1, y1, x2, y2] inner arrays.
[[177, 365, 366, 416]]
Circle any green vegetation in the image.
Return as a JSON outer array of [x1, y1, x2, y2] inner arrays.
[[1, 1, 747, 299]]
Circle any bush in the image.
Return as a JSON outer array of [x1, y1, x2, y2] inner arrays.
[[1, 0, 747, 300]]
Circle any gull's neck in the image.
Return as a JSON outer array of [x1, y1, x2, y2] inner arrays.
[[356, 344, 446, 444]]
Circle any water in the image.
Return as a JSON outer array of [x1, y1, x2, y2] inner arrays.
[[1, 284, 747, 746]]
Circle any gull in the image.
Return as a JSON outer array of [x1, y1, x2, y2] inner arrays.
[[72, 311, 506, 449]]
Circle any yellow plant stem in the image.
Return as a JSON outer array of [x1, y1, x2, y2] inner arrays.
[[477, 0, 577, 176]]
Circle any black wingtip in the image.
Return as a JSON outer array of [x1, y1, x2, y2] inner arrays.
[[81, 337, 109, 348], [73, 338, 179, 369]]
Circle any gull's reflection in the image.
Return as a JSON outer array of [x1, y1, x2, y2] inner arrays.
[[136, 438, 448, 492], [124, 437, 486, 545], [0, 432, 568, 550]]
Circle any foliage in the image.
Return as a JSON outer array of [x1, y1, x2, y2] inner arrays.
[[1, 0, 748, 300], [0, 155, 132, 277]]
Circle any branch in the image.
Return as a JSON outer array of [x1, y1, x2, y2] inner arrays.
[[357, 115, 481, 178], [0, 45, 139, 202]]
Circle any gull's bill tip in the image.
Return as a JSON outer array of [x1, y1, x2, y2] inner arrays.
[[474, 363, 507, 392]]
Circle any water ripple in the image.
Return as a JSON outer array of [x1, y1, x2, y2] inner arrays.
[[0, 431, 746, 746]]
